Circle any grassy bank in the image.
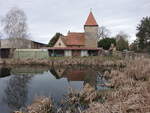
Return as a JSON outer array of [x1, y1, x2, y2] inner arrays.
[[0, 56, 125, 67]]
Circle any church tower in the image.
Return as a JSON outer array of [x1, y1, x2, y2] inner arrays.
[[84, 11, 98, 48]]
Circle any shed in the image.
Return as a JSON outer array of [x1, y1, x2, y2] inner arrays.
[[0, 48, 11, 58]]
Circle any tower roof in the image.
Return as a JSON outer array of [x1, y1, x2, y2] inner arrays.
[[84, 11, 98, 26]]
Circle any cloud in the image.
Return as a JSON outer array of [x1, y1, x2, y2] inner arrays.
[[0, 0, 149, 43]]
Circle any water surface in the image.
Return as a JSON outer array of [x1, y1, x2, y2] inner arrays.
[[0, 65, 108, 113]]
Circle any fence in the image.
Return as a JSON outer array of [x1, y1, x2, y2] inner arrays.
[[14, 49, 49, 59], [112, 51, 150, 59]]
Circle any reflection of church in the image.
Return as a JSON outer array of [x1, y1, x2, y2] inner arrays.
[[0, 65, 109, 113], [0, 66, 109, 91], [50, 66, 108, 90], [50, 67, 97, 86]]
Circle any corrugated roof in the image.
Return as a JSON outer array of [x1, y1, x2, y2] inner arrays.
[[84, 11, 98, 26]]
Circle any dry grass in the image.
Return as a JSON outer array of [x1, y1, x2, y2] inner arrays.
[[83, 58, 150, 113], [14, 57, 150, 113], [14, 97, 53, 113], [2, 56, 124, 67]]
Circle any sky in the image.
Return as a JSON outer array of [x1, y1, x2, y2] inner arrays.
[[0, 0, 150, 44]]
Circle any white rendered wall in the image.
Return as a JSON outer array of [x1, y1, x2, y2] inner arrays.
[[81, 50, 88, 56], [54, 38, 66, 47], [65, 50, 72, 56]]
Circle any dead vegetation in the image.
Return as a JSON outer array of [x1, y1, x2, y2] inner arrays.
[[14, 57, 150, 113], [14, 97, 53, 113], [1, 56, 125, 68], [84, 58, 150, 113]]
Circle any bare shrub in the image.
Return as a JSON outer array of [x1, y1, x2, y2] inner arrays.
[[14, 97, 53, 113]]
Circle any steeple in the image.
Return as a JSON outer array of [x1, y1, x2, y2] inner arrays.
[[84, 11, 98, 48], [84, 11, 98, 26]]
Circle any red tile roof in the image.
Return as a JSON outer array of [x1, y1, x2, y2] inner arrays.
[[66, 32, 85, 46], [84, 12, 98, 26]]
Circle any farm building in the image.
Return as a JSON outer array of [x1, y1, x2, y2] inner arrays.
[[0, 38, 47, 49], [0, 48, 13, 58], [48, 11, 102, 57], [0, 38, 47, 58]]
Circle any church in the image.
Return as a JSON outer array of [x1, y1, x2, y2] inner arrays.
[[48, 11, 101, 57]]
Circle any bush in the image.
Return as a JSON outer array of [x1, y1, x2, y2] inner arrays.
[[98, 38, 116, 50]]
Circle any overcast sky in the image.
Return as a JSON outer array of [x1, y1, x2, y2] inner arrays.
[[0, 0, 150, 44]]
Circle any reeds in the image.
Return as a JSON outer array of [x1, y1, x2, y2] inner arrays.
[[84, 58, 150, 113], [2, 56, 124, 67], [14, 97, 53, 113], [14, 57, 150, 113]]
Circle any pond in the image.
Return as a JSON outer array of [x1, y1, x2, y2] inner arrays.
[[0, 65, 109, 113]]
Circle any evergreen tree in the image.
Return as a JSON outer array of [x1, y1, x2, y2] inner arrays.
[[48, 33, 62, 47], [98, 38, 116, 50], [136, 17, 150, 50]]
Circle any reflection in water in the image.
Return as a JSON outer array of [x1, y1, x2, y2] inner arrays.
[[3, 75, 32, 110], [0, 67, 11, 78], [51, 66, 108, 90], [0, 65, 108, 113]]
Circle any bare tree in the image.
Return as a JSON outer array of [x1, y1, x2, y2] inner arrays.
[[97, 26, 111, 40], [115, 31, 129, 51], [2, 7, 29, 48], [3, 74, 32, 110], [116, 31, 129, 41]]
